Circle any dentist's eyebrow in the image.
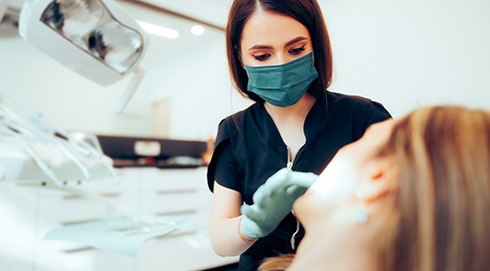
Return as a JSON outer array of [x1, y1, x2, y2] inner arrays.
[[284, 36, 308, 48], [248, 44, 273, 51], [247, 36, 308, 51]]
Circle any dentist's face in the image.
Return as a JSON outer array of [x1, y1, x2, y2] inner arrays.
[[239, 10, 313, 67], [293, 119, 396, 237]]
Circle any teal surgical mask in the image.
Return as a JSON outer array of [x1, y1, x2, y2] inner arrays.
[[244, 52, 318, 107]]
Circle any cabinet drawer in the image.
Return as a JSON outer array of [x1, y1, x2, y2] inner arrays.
[[137, 191, 199, 216], [133, 168, 205, 192], [34, 249, 137, 271], [39, 198, 116, 225]]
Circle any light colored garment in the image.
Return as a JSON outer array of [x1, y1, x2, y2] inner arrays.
[[45, 213, 194, 256]]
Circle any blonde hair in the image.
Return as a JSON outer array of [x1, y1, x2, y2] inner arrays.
[[259, 106, 490, 271], [381, 106, 490, 271], [258, 253, 294, 271]]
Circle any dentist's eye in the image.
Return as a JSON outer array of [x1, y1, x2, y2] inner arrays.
[[254, 53, 270, 61], [290, 46, 305, 55]]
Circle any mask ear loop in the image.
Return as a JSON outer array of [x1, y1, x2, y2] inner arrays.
[[290, 215, 300, 250]]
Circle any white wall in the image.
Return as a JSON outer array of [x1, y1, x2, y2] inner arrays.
[[319, 0, 490, 117], [1, 0, 489, 141], [142, 38, 250, 140], [0, 35, 154, 135]]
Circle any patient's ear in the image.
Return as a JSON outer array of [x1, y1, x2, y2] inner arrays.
[[355, 158, 397, 204]]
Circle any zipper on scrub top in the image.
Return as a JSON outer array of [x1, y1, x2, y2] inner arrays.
[[286, 146, 300, 250], [287, 146, 293, 170]]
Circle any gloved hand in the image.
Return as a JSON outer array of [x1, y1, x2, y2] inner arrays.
[[239, 168, 318, 239]]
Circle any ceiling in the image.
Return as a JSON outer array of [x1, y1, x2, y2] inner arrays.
[[134, 0, 231, 30], [4, 0, 231, 29]]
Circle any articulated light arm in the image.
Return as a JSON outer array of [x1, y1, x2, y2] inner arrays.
[[18, 0, 149, 113]]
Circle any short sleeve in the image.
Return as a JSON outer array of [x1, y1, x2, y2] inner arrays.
[[351, 99, 392, 140], [212, 140, 241, 192], [364, 100, 392, 126], [206, 117, 242, 192]]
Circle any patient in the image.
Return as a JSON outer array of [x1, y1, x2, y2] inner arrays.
[[259, 105, 490, 271]]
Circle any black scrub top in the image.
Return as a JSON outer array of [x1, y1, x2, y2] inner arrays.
[[207, 90, 391, 271]]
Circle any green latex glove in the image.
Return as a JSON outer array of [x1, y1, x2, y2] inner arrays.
[[240, 168, 318, 239]]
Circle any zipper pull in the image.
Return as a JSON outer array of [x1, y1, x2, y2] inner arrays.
[[286, 146, 293, 170]]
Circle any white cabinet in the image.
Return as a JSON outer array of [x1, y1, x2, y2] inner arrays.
[[0, 167, 238, 271]]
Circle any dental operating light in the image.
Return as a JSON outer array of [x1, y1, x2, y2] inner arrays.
[[0, 0, 7, 22], [18, 0, 149, 113]]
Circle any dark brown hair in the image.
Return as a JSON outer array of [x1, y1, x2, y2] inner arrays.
[[226, 0, 333, 102]]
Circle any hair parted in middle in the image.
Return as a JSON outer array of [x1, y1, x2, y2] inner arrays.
[[225, 0, 333, 102]]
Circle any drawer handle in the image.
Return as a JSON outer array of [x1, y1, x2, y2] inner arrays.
[[156, 228, 197, 239], [100, 192, 121, 198], [63, 246, 94, 253], [156, 188, 197, 195], [156, 209, 197, 216], [61, 217, 101, 226], [63, 192, 121, 200]]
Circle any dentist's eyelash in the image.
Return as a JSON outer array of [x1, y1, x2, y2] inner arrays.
[[252, 45, 306, 61], [254, 54, 270, 61], [290, 45, 306, 55]]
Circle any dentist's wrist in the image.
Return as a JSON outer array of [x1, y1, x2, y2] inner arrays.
[[238, 216, 258, 243]]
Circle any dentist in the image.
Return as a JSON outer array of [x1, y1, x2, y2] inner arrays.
[[207, 0, 391, 270]]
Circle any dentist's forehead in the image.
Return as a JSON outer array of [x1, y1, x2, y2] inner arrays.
[[241, 10, 310, 47]]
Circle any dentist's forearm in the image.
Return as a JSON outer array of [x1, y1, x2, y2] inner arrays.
[[210, 215, 256, 256]]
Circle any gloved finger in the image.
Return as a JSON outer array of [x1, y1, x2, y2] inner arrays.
[[240, 203, 251, 215], [263, 170, 317, 192], [263, 168, 292, 189], [286, 184, 309, 199], [241, 204, 258, 219], [257, 192, 273, 208], [256, 169, 293, 199], [253, 171, 316, 207], [252, 184, 273, 208], [241, 204, 267, 221], [252, 170, 317, 207], [282, 172, 318, 188]]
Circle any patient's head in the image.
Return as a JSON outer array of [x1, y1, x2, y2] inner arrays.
[[291, 106, 490, 271]]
